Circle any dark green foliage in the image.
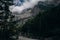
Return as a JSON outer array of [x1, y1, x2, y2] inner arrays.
[[21, 4, 60, 39], [0, 0, 19, 40]]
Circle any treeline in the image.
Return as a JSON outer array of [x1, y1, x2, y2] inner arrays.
[[21, 4, 60, 39], [0, 0, 19, 40], [0, 0, 60, 40]]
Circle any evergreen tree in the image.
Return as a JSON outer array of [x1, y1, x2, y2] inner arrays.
[[21, 4, 60, 40], [0, 0, 19, 40]]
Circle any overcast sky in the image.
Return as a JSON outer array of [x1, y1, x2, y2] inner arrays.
[[9, 0, 60, 14], [9, 0, 46, 14]]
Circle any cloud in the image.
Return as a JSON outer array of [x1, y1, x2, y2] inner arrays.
[[9, 0, 45, 14]]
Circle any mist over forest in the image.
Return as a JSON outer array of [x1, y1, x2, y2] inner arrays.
[[0, 0, 60, 40]]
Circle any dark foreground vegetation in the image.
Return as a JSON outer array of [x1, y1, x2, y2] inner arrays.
[[21, 4, 60, 40]]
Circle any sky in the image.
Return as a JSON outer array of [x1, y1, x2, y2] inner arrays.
[[9, 0, 60, 14], [9, 0, 45, 14], [13, 0, 24, 6]]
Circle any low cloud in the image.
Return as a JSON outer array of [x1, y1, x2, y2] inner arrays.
[[9, 0, 45, 14]]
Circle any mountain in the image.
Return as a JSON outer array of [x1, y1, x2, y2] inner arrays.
[[11, 1, 58, 29], [20, 3, 60, 39]]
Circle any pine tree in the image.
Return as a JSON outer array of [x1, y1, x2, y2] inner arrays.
[[0, 0, 19, 40]]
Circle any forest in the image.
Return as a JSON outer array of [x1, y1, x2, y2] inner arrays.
[[0, 0, 60, 40]]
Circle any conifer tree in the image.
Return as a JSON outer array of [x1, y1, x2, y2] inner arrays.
[[0, 0, 19, 40]]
